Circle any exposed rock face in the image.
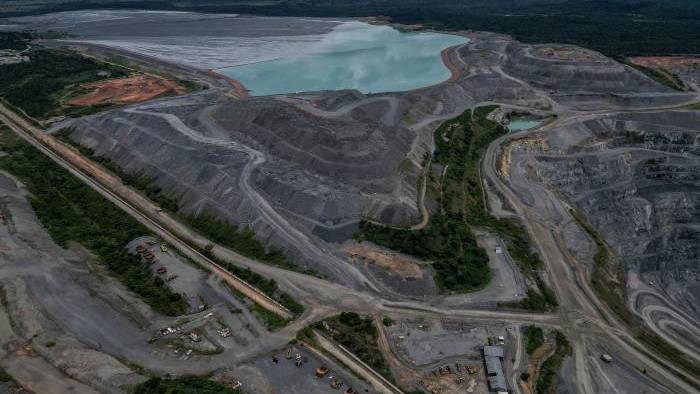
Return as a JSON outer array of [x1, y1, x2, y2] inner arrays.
[[529, 110, 700, 318], [501, 43, 691, 110], [57, 31, 691, 289], [503, 44, 665, 94]]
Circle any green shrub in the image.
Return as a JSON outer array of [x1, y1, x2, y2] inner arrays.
[[0, 130, 187, 316]]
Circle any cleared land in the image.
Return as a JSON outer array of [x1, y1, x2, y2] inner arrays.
[[67, 74, 185, 106]]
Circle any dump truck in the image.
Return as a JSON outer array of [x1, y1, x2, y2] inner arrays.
[[316, 366, 329, 377], [601, 354, 613, 363]]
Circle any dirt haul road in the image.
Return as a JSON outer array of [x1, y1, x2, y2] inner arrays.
[[481, 108, 700, 393], [0, 103, 292, 320], [2, 93, 700, 393], [0, 102, 561, 326]]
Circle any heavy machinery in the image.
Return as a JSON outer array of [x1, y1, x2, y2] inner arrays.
[[316, 366, 329, 377]]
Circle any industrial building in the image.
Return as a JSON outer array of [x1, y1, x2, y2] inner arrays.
[[483, 345, 507, 392]]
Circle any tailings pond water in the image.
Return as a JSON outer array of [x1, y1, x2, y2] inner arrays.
[[507, 118, 543, 132], [218, 21, 467, 96]]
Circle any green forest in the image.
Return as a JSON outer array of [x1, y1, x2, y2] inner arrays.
[[0, 48, 127, 118], [2, 1, 699, 56], [53, 129, 305, 321], [134, 375, 241, 394], [0, 128, 188, 316], [535, 331, 572, 394], [357, 106, 557, 310], [315, 312, 392, 381], [0, 31, 30, 50], [357, 109, 492, 293]]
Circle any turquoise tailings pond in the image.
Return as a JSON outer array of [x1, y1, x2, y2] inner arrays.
[[218, 21, 468, 96]]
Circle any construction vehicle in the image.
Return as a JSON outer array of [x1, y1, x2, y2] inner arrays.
[[316, 366, 329, 377], [160, 244, 168, 252], [344, 388, 354, 394], [221, 377, 242, 390], [330, 379, 342, 389], [601, 354, 613, 363], [286, 348, 292, 359], [166, 274, 178, 282], [466, 365, 479, 374], [156, 266, 167, 274], [136, 244, 147, 253], [188, 332, 201, 342], [295, 353, 302, 367], [218, 328, 231, 338]]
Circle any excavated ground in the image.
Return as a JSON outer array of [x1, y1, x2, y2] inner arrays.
[[509, 109, 700, 362], [50, 22, 695, 297], [67, 74, 186, 107], [629, 56, 700, 91], [2, 11, 699, 394]]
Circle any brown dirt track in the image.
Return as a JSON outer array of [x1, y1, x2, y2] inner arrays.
[[629, 56, 700, 71], [67, 74, 186, 106]]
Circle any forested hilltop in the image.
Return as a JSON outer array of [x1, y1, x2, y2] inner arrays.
[[1, 0, 700, 57]]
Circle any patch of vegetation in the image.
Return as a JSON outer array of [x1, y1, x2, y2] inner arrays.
[[252, 303, 290, 331], [177, 78, 204, 93], [295, 325, 316, 344], [45, 341, 56, 348], [535, 331, 571, 394], [0, 367, 14, 383], [0, 48, 127, 118], [134, 375, 241, 394], [571, 208, 700, 379], [357, 106, 557, 308], [315, 312, 392, 381], [0, 31, 31, 50], [187, 214, 318, 277], [524, 326, 544, 355], [624, 60, 687, 91], [569, 209, 632, 323], [356, 109, 493, 292], [4, 1, 700, 57], [201, 249, 304, 318], [53, 128, 305, 322], [685, 102, 700, 111], [56, 128, 315, 276], [0, 129, 187, 316], [382, 316, 395, 327], [54, 129, 181, 212]]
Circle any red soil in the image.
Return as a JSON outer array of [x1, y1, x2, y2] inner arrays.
[[67, 74, 186, 106], [207, 70, 250, 99]]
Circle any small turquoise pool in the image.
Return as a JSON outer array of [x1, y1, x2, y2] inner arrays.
[[218, 21, 467, 96], [507, 119, 543, 132]]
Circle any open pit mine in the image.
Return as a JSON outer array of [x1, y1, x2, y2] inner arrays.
[[0, 9, 697, 394]]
